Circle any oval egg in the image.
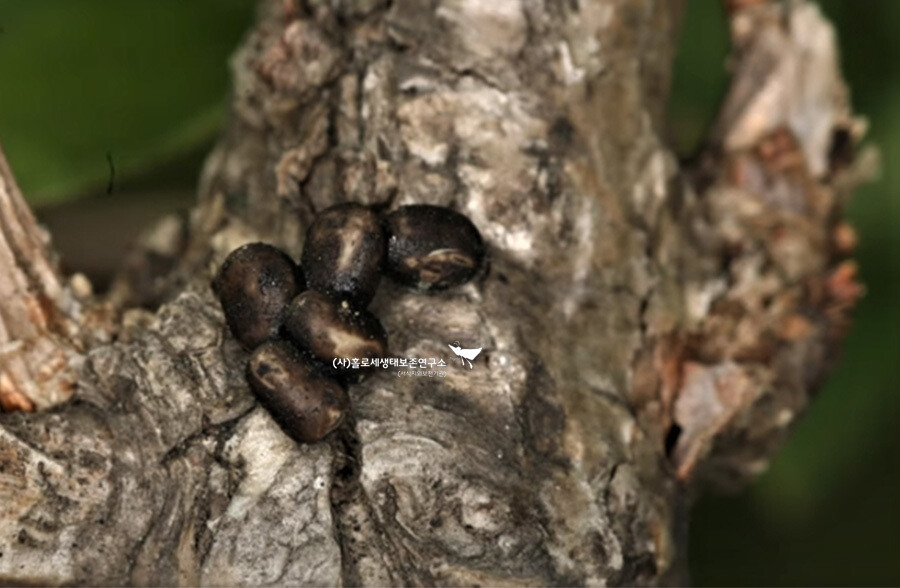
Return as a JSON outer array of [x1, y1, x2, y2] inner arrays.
[[246, 340, 349, 443], [213, 242, 303, 348], [301, 203, 385, 307], [383, 205, 485, 291], [285, 290, 388, 370]]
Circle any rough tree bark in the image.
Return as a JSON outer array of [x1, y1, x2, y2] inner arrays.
[[0, 0, 866, 585]]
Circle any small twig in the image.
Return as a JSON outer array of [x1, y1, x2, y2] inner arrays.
[[106, 151, 116, 195]]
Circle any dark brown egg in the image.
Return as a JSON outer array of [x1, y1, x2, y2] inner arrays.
[[383, 205, 485, 291], [284, 290, 387, 369], [213, 243, 303, 349], [246, 340, 349, 443], [301, 203, 385, 307]]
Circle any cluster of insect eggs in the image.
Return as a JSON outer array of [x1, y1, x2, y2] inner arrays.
[[213, 203, 485, 443]]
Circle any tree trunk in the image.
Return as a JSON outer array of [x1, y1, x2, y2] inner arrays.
[[0, 0, 866, 585]]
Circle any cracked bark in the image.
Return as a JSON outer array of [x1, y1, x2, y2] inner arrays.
[[0, 0, 867, 585]]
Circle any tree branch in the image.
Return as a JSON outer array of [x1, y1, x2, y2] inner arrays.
[[0, 0, 865, 585], [638, 0, 867, 487], [0, 143, 85, 411]]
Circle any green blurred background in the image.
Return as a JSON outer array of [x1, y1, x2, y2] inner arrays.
[[0, 1, 896, 585]]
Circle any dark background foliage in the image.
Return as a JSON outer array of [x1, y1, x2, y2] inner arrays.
[[0, 1, 896, 584]]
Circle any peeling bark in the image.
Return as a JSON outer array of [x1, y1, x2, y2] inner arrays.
[[0, 145, 86, 412], [0, 0, 865, 585]]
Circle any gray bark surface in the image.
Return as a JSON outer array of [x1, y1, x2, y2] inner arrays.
[[0, 0, 866, 585]]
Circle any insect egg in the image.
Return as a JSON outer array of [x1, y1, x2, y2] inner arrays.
[[383, 204, 485, 291], [246, 340, 349, 443], [284, 290, 388, 370], [301, 203, 385, 307], [213, 242, 303, 349]]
